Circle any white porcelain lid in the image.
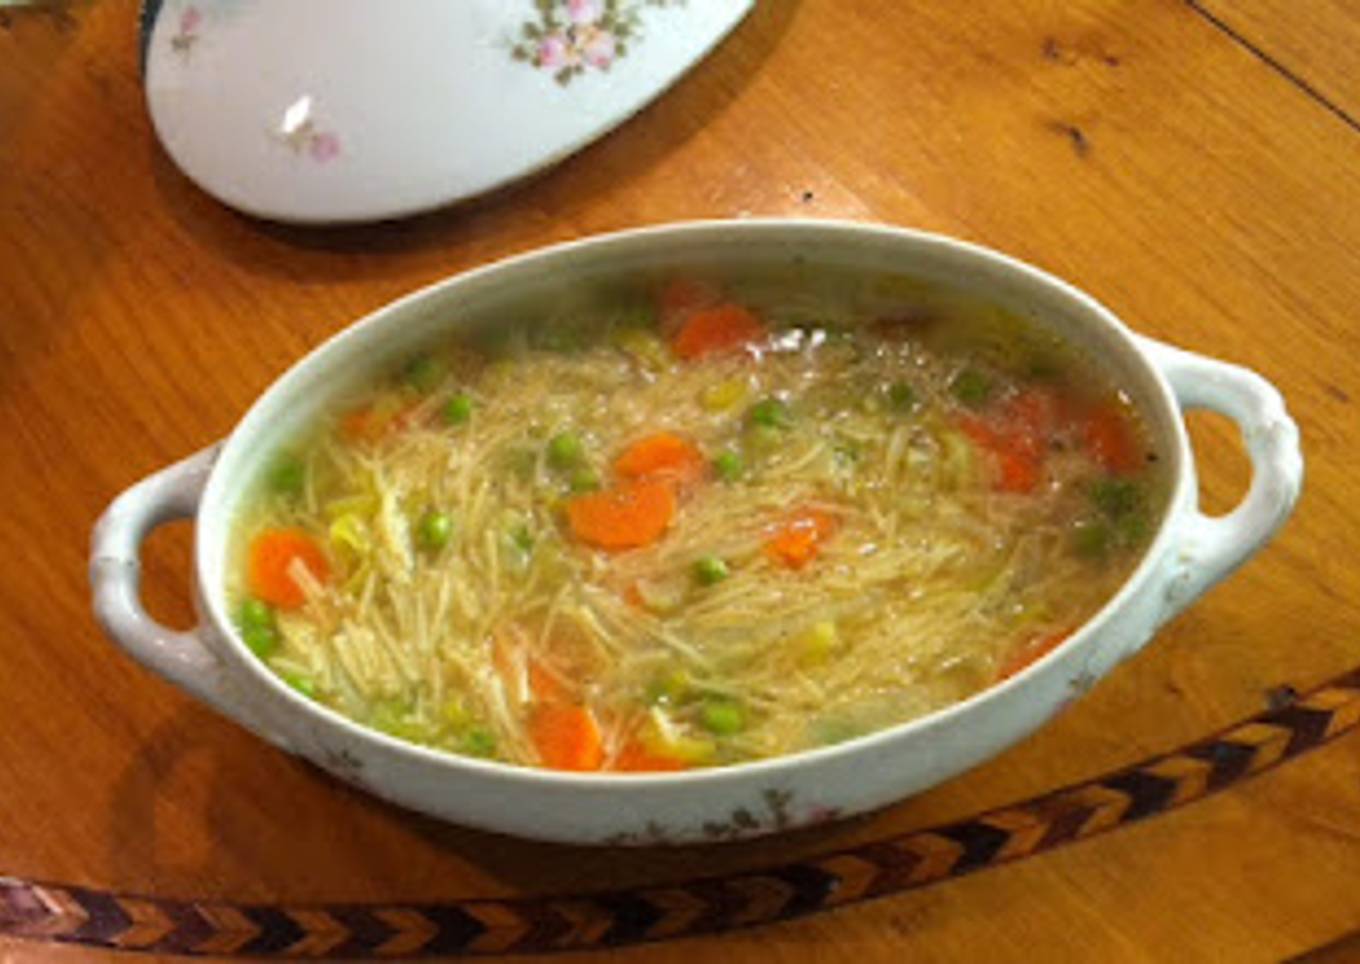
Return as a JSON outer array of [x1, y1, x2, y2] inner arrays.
[[143, 0, 754, 224]]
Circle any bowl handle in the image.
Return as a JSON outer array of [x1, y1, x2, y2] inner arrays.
[[1136, 335, 1303, 621], [90, 445, 289, 747]]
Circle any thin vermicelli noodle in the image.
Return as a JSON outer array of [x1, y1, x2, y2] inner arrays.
[[229, 276, 1162, 771]]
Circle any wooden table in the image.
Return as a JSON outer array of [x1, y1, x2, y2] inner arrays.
[[3, 1, 1358, 960]]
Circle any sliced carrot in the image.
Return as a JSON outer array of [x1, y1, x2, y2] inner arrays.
[[1002, 387, 1060, 458], [998, 630, 1073, 681], [528, 659, 567, 704], [340, 401, 420, 443], [958, 415, 1003, 452], [530, 703, 604, 771], [1082, 403, 1141, 475], [958, 415, 1043, 494], [566, 480, 677, 552], [977, 391, 1139, 481], [764, 509, 838, 570], [247, 528, 330, 609], [613, 741, 688, 773], [341, 407, 381, 443], [766, 529, 819, 568], [505, 628, 597, 769], [671, 304, 765, 361], [614, 432, 707, 486], [995, 450, 1042, 494]]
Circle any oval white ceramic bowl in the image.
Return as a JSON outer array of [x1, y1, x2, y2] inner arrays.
[[91, 221, 1303, 845], [142, 0, 754, 224]]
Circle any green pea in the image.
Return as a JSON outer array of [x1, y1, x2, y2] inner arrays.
[[547, 431, 585, 470], [748, 397, 792, 429], [1091, 478, 1141, 519], [268, 456, 305, 496], [569, 468, 601, 493], [460, 728, 497, 758], [713, 450, 744, 482], [693, 555, 730, 586], [701, 698, 746, 736], [404, 355, 446, 394], [238, 598, 274, 632], [241, 624, 278, 659], [950, 368, 993, 408], [237, 600, 279, 658], [887, 381, 917, 413], [442, 393, 474, 425], [1071, 518, 1110, 559], [281, 672, 317, 699], [417, 510, 454, 552], [510, 523, 535, 554]]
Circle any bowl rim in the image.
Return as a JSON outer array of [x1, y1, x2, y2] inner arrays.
[[197, 217, 1194, 789]]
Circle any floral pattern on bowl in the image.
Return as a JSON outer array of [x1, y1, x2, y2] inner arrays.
[[142, 0, 754, 222], [276, 95, 342, 163], [511, 0, 682, 84], [163, 0, 250, 62], [170, 5, 201, 58]]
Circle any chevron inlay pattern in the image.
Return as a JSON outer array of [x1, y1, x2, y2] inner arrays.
[[4, 669, 1357, 957]]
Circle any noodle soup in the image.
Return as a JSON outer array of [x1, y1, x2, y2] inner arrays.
[[229, 275, 1162, 773]]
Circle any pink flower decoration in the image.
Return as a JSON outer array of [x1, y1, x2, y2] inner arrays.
[[582, 29, 616, 69], [566, 0, 601, 25], [537, 33, 572, 68], [180, 6, 202, 33], [309, 132, 341, 163]]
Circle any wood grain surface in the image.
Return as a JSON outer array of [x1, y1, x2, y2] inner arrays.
[[1, 0, 1358, 960], [1193, 0, 1360, 125]]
